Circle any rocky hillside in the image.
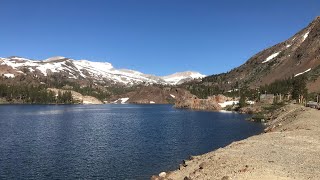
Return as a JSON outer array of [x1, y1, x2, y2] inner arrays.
[[175, 94, 237, 111], [109, 86, 195, 104], [190, 16, 320, 93], [0, 56, 205, 86]]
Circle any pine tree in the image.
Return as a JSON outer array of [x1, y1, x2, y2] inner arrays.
[[292, 75, 308, 102]]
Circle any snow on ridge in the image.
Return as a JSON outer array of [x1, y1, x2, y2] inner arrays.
[[286, 44, 291, 48], [74, 60, 114, 70], [294, 68, 311, 77], [189, 72, 206, 79], [302, 31, 310, 41], [150, 101, 155, 104], [162, 71, 206, 85], [72, 60, 161, 84], [10, 57, 32, 61], [1, 56, 206, 85], [262, 51, 281, 63], [0, 57, 38, 69], [170, 94, 176, 98], [43, 56, 67, 62], [36, 61, 66, 76]]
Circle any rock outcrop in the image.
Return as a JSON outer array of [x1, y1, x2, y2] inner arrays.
[[238, 105, 262, 114], [175, 94, 233, 111], [48, 88, 103, 104]]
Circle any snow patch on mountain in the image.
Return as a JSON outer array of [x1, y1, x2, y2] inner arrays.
[[36, 61, 65, 76], [0, 56, 205, 86], [113, 97, 129, 104], [302, 31, 310, 41], [3, 73, 15, 78], [294, 68, 311, 77], [262, 51, 281, 63], [43, 56, 67, 62]]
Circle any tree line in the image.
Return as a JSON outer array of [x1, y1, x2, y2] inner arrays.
[[259, 75, 308, 101], [181, 74, 310, 105], [0, 84, 73, 104]]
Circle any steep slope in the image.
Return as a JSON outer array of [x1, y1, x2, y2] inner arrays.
[[197, 16, 320, 93], [0, 56, 205, 86], [109, 86, 194, 104]]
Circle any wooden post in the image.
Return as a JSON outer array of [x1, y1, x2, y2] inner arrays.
[[299, 95, 301, 104]]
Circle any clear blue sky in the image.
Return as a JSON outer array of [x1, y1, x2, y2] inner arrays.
[[0, 0, 319, 76]]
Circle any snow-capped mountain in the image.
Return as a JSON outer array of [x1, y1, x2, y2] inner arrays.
[[0, 56, 205, 86], [162, 71, 206, 85]]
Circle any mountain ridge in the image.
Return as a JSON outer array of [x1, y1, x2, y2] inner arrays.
[[190, 16, 320, 94], [0, 56, 205, 86]]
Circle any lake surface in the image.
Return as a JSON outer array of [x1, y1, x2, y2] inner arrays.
[[0, 104, 264, 179]]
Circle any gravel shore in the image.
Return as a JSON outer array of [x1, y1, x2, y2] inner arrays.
[[153, 104, 320, 180]]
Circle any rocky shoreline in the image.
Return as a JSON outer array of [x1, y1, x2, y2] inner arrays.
[[152, 104, 320, 180], [174, 94, 241, 111]]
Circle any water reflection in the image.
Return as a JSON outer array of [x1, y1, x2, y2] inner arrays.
[[0, 104, 263, 179]]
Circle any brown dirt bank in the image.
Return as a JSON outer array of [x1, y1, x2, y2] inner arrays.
[[152, 104, 320, 180]]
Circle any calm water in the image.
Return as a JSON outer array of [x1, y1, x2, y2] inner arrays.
[[0, 104, 263, 179]]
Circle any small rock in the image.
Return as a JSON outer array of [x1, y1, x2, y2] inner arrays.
[[182, 160, 188, 167], [199, 162, 207, 169], [150, 175, 159, 180], [189, 155, 194, 160], [159, 172, 166, 178], [184, 176, 191, 180], [221, 176, 232, 180]]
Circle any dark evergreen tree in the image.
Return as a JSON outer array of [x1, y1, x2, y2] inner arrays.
[[292, 75, 308, 101]]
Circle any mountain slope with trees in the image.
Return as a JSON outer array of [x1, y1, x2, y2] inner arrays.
[[181, 16, 320, 101]]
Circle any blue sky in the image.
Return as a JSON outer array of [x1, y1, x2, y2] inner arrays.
[[0, 0, 319, 76]]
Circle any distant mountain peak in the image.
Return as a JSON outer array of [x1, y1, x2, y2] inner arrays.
[[314, 16, 320, 21], [162, 71, 206, 85], [43, 56, 68, 62]]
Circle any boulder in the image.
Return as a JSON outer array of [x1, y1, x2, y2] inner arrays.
[[159, 172, 166, 178]]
